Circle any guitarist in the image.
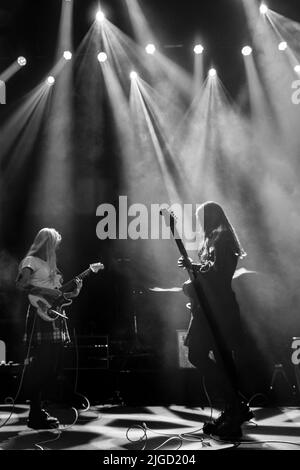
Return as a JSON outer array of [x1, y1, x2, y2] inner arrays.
[[16, 227, 82, 429], [178, 201, 252, 440]]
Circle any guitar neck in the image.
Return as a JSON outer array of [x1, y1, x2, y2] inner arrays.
[[170, 219, 197, 281], [61, 268, 91, 292], [174, 237, 189, 261]]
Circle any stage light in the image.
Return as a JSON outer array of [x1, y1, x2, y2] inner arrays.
[[17, 56, 27, 67], [242, 46, 252, 56], [130, 71, 138, 80], [63, 51, 72, 60], [194, 44, 204, 55], [145, 44, 156, 55], [97, 52, 107, 63], [260, 4, 268, 15], [278, 41, 288, 51], [47, 76, 55, 85], [294, 65, 300, 73], [96, 10, 105, 23], [208, 68, 217, 78]]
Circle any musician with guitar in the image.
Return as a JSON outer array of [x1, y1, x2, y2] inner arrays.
[[16, 227, 103, 429], [174, 202, 253, 440]]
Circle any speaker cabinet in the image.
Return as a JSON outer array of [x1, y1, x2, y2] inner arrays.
[[64, 335, 109, 370]]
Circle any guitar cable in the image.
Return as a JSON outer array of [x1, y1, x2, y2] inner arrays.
[[0, 305, 36, 429], [72, 327, 91, 413]]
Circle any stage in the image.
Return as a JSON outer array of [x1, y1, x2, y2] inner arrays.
[[0, 404, 299, 451]]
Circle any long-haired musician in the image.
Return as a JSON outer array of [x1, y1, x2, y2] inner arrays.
[[178, 201, 252, 440], [16, 228, 82, 429]]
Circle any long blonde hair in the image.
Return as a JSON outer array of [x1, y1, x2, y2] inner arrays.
[[26, 228, 61, 279]]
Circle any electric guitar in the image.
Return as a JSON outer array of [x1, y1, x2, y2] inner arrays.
[[160, 209, 199, 311], [28, 262, 104, 322]]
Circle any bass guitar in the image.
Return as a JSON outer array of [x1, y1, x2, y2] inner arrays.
[[160, 209, 198, 309], [160, 209, 240, 389], [28, 262, 104, 322]]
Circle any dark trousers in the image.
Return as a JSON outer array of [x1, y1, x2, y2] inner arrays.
[[25, 342, 64, 413], [199, 354, 241, 407]]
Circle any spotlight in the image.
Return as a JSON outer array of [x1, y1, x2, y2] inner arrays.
[[194, 44, 204, 55], [278, 41, 288, 51], [17, 56, 27, 67], [208, 68, 217, 78], [63, 51, 72, 60], [130, 71, 138, 80], [294, 65, 300, 73], [145, 44, 156, 55], [96, 10, 105, 23], [47, 76, 55, 85], [97, 52, 107, 63], [242, 46, 252, 56], [260, 4, 268, 15]]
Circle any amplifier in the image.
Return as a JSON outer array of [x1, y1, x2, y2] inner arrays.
[[177, 330, 195, 369], [64, 335, 109, 370], [0, 340, 6, 363], [0, 362, 23, 402]]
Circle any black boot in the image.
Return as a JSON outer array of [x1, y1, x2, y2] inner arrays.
[[28, 408, 60, 430], [203, 402, 253, 438]]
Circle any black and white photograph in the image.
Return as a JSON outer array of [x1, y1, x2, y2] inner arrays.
[[0, 0, 300, 457]]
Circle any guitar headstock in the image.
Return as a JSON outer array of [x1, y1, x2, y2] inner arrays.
[[90, 262, 104, 273], [159, 208, 189, 259], [160, 208, 177, 227], [160, 209, 177, 232]]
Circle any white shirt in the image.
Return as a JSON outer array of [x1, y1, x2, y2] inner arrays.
[[20, 256, 62, 289]]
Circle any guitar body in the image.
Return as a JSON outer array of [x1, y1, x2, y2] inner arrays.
[[182, 279, 196, 298], [28, 293, 72, 322], [182, 279, 201, 318], [28, 262, 104, 322]]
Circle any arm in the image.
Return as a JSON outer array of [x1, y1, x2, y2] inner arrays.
[[16, 268, 61, 300], [197, 233, 237, 279], [16, 267, 35, 292]]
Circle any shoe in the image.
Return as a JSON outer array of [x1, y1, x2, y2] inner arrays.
[[203, 402, 253, 436], [203, 411, 229, 435], [27, 409, 60, 430], [211, 416, 243, 441]]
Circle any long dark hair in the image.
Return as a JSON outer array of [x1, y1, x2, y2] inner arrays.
[[196, 201, 246, 262]]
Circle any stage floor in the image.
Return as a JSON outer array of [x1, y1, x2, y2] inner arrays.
[[0, 404, 299, 451]]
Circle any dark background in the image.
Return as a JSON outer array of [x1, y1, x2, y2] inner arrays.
[[0, 0, 300, 405]]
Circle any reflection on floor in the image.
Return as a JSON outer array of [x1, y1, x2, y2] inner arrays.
[[0, 404, 300, 450]]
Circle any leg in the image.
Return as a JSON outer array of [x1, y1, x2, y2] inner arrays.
[[27, 343, 61, 429], [202, 351, 253, 439]]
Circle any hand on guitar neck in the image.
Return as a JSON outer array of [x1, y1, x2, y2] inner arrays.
[[177, 256, 193, 270], [63, 278, 83, 299]]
